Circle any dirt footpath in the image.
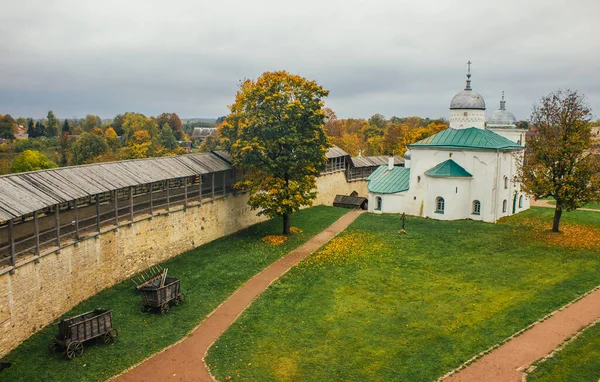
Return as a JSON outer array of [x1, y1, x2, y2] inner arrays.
[[114, 210, 364, 382]]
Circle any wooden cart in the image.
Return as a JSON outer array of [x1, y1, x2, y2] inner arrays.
[[139, 277, 183, 314], [48, 309, 117, 359]]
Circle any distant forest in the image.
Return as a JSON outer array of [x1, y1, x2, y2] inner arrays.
[[0, 109, 547, 176]]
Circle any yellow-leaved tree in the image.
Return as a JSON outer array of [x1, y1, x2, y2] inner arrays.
[[521, 89, 600, 232], [220, 71, 331, 234]]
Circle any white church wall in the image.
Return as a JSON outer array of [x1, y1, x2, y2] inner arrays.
[[368, 146, 530, 223]]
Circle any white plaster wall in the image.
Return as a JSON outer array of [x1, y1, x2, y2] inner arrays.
[[486, 127, 528, 145], [449, 110, 486, 129]]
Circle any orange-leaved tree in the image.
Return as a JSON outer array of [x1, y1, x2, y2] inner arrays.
[[220, 71, 330, 234]]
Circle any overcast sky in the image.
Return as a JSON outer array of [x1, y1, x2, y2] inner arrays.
[[1, 0, 599, 121]]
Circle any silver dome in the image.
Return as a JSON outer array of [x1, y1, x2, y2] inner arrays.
[[487, 92, 517, 127], [488, 109, 517, 126], [450, 90, 486, 110], [403, 150, 411, 160]]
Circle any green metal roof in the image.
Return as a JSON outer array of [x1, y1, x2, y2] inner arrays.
[[425, 159, 473, 178], [367, 166, 410, 194], [408, 127, 524, 151]]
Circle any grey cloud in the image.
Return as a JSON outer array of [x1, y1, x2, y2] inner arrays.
[[1, 0, 599, 120]]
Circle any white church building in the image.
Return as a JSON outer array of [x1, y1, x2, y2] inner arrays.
[[367, 64, 530, 223]]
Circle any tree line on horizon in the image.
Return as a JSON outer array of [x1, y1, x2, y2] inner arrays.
[[0, 107, 597, 176], [0, 111, 219, 174]]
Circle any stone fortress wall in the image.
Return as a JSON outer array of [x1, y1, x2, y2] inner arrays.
[[0, 172, 367, 357]]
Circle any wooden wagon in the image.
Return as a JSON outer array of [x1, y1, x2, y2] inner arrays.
[[139, 277, 183, 314], [48, 309, 117, 359]]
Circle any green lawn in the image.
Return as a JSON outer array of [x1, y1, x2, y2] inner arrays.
[[206, 208, 600, 381], [1, 206, 348, 382], [544, 199, 600, 210], [526, 321, 600, 382]]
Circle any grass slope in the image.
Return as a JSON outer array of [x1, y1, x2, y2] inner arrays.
[[527, 321, 600, 382], [1, 206, 348, 382], [206, 208, 600, 381]]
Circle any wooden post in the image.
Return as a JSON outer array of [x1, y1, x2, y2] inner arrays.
[[149, 183, 153, 216], [184, 177, 188, 209], [9, 219, 15, 267], [34, 210, 40, 256], [96, 195, 100, 232], [74, 201, 79, 240], [114, 190, 119, 226], [55, 205, 60, 247], [211, 173, 215, 200], [199, 175, 203, 203], [129, 186, 134, 223], [166, 180, 170, 213]]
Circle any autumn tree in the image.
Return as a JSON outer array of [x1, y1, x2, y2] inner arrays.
[[122, 113, 158, 142], [521, 89, 600, 232], [70, 132, 109, 165], [220, 71, 330, 234], [156, 113, 184, 140], [10, 150, 57, 173], [82, 114, 102, 132]]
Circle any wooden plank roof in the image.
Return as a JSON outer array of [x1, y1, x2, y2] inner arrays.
[[325, 146, 349, 159], [351, 156, 404, 168], [0, 152, 231, 221]]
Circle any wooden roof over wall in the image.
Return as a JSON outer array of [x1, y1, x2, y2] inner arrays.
[[0, 153, 231, 221]]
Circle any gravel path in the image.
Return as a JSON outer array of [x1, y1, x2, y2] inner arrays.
[[444, 287, 600, 381]]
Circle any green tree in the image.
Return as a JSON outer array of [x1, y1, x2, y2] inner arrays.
[[27, 118, 35, 137], [46, 110, 59, 137], [70, 132, 109, 165], [9, 150, 57, 173], [33, 121, 46, 138], [62, 119, 70, 133], [521, 89, 600, 232], [111, 114, 125, 136], [158, 123, 178, 150], [0, 114, 16, 138], [220, 70, 330, 234]]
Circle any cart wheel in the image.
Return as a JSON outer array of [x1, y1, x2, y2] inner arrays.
[[66, 341, 83, 359], [160, 303, 169, 314], [48, 341, 58, 354], [175, 294, 184, 306], [103, 329, 118, 344], [140, 304, 148, 313]]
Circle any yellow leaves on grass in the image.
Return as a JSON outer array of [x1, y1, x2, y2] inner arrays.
[[290, 227, 303, 233], [262, 235, 288, 246], [301, 232, 383, 268], [516, 218, 600, 250]]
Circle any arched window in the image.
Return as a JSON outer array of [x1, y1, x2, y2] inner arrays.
[[472, 200, 481, 215], [435, 197, 445, 213], [375, 196, 382, 211], [504, 176, 508, 189], [518, 195, 523, 208], [502, 199, 507, 213]]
